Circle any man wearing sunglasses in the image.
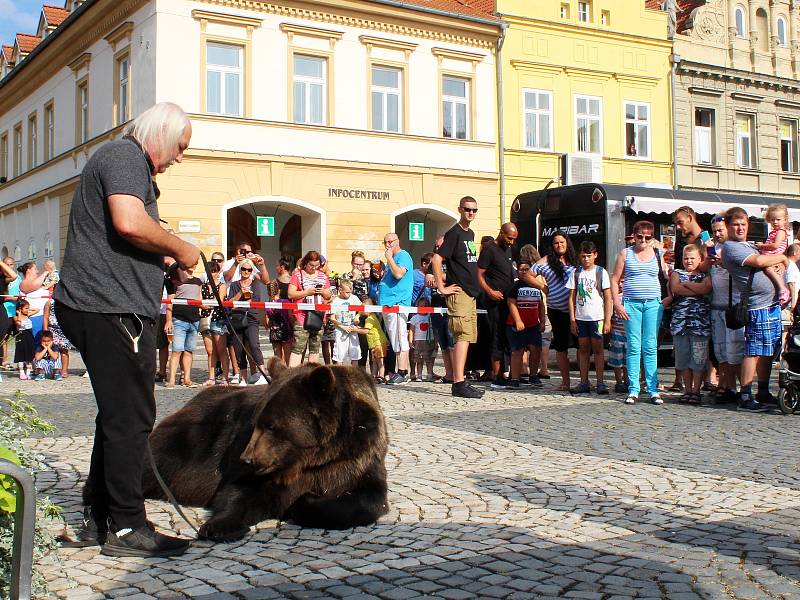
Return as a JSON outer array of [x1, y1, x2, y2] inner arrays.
[[431, 196, 484, 399]]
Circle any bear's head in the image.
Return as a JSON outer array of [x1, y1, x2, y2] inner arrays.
[[239, 362, 353, 481]]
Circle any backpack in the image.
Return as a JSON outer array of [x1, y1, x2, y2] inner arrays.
[[572, 265, 606, 299]]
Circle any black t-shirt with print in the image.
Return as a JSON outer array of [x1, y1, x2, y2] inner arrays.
[[477, 240, 514, 298], [437, 223, 480, 298]]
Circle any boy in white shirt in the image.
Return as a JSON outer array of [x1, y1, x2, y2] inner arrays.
[[330, 279, 362, 365], [567, 240, 613, 395], [408, 297, 438, 381]]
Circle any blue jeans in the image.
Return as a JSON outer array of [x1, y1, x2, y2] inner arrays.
[[623, 298, 663, 396], [172, 318, 199, 353]]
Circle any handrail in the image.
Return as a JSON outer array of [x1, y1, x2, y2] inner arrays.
[[0, 459, 35, 600]]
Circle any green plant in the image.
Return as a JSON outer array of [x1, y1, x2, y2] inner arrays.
[[0, 391, 63, 599]]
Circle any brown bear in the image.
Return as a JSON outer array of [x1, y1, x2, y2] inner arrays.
[[140, 359, 389, 542]]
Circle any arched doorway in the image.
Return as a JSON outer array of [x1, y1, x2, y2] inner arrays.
[[391, 204, 458, 266], [224, 196, 325, 272]]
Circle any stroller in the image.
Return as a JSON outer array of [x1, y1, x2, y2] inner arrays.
[[779, 311, 800, 415]]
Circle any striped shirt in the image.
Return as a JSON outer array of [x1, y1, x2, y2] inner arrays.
[[534, 260, 575, 312], [622, 247, 662, 300]]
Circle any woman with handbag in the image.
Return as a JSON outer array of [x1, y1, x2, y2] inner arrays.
[[610, 220, 672, 405], [226, 259, 268, 386], [288, 251, 332, 366]]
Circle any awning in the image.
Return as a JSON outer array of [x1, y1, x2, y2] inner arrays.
[[629, 195, 800, 222]]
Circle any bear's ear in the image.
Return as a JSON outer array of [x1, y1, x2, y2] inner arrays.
[[306, 364, 336, 397], [267, 356, 287, 379]]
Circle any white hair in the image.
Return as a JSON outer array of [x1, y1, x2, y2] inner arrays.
[[123, 102, 190, 155]]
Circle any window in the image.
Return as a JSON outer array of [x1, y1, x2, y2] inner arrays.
[[371, 65, 401, 133], [293, 54, 326, 125], [0, 133, 7, 181], [13, 124, 22, 177], [115, 52, 131, 125], [575, 95, 602, 154], [601, 10, 610, 26], [578, 1, 591, 22], [780, 118, 798, 173], [735, 5, 746, 38], [76, 78, 88, 144], [560, 3, 569, 18], [694, 108, 715, 165], [624, 102, 650, 159], [523, 89, 552, 150], [442, 76, 470, 139], [44, 102, 54, 161], [206, 42, 243, 117], [778, 16, 788, 47], [735, 113, 756, 168], [27, 239, 37, 261], [12, 245, 21, 262], [44, 237, 53, 258], [27, 113, 37, 169]]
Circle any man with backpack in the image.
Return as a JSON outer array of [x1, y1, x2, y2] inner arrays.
[[566, 241, 613, 395]]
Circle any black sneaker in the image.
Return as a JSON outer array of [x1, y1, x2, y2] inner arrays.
[[614, 382, 628, 394], [756, 391, 778, 405], [490, 376, 508, 389], [385, 373, 409, 385], [519, 375, 531, 386], [737, 397, 770, 413], [570, 382, 591, 395], [467, 382, 486, 396], [717, 389, 739, 404], [452, 381, 482, 399], [59, 507, 108, 548], [101, 522, 191, 558], [529, 375, 542, 386], [506, 379, 521, 389]]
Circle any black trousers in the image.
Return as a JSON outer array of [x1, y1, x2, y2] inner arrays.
[[485, 300, 509, 359], [56, 302, 156, 529], [232, 320, 264, 369]]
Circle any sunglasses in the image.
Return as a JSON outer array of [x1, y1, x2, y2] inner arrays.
[[239, 268, 253, 272], [710, 216, 725, 224], [636, 234, 653, 241], [211, 258, 224, 263], [461, 207, 478, 214]]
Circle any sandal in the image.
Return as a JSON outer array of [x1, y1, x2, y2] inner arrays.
[[688, 392, 702, 405], [183, 380, 198, 388], [201, 379, 216, 387], [374, 376, 385, 384], [678, 393, 691, 404], [668, 382, 684, 392]]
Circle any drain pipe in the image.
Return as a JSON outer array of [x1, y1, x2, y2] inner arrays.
[[670, 53, 681, 189], [496, 21, 509, 224]]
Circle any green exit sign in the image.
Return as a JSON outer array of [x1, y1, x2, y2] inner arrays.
[[408, 222, 424, 242], [256, 216, 275, 237]]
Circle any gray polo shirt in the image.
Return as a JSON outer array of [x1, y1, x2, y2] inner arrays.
[[54, 137, 164, 318], [721, 240, 776, 311]]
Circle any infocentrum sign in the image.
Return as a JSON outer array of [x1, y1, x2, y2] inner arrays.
[[328, 188, 390, 200]]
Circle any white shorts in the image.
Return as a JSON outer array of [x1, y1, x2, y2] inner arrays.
[[383, 313, 410, 353], [710, 309, 744, 366], [333, 331, 361, 363]]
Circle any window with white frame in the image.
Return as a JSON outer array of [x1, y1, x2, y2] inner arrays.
[[694, 108, 715, 165], [780, 118, 798, 173], [560, 3, 569, 18], [777, 16, 788, 47], [575, 95, 602, 154], [27, 239, 37, 261], [735, 5, 746, 38], [13, 125, 21, 176], [442, 75, 470, 140], [206, 42, 243, 117], [13, 245, 21, 262], [293, 54, 326, 125], [77, 80, 88, 144], [578, 1, 591, 22], [523, 89, 552, 150], [44, 102, 54, 161], [735, 113, 756, 168], [28, 114, 37, 169], [0, 133, 6, 180], [371, 65, 401, 133], [624, 102, 649, 158], [44, 237, 53, 258], [117, 53, 130, 124]]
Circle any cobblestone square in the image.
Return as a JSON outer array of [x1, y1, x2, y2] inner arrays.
[[17, 365, 800, 600]]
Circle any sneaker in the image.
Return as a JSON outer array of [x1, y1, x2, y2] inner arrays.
[[101, 522, 191, 558], [519, 375, 531, 386], [238, 378, 248, 387], [54, 372, 63, 381], [506, 379, 521, 389], [251, 375, 268, 386], [490, 376, 509, 389], [385, 373, 409, 385], [717, 389, 739, 404], [467, 382, 486, 396], [59, 507, 109, 548], [19, 371, 29, 380], [81, 370, 90, 378], [154, 373, 165, 383], [650, 393, 664, 405], [756, 391, 778, 405], [229, 374, 241, 385], [33, 373, 45, 381], [570, 382, 591, 395], [624, 395, 637, 405], [451, 381, 483, 399], [595, 383, 609, 395], [247, 373, 265, 385], [529, 375, 542, 386], [738, 398, 770, 413], [614, 382, 628, 394]]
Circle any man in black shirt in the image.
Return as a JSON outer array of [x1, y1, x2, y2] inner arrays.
[[478, 223, 517, 388], [431, 196, 484, 398]]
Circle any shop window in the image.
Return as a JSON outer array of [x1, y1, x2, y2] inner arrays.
[[206, 42, 243, 117], [624, 102, 649, 159], [780, 118, 798, 173], [523, 89, 552, 150], [694, 108, 715, 165], [371, 65, 402, 133], [575, 95, 602, 154], [293, 54, 327, 125], [735, 113, 756, 169]]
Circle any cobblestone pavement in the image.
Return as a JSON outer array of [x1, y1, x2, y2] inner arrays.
[[12, 357, 800, 600]]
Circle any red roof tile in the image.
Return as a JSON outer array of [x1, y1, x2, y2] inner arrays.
[[677, 0, 707, 34], [1, 45, 13, 63], [645, 0, 662, 10], [43, 5, 70, 27], [383, 0, 497, 21], [15, 33, 42, 54]]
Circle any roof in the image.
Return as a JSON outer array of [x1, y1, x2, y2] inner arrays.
[[384, 0, 497, 21], [15, 33, 42, 54], [676, 0, 707, 34], [1, 46, 13, 63], [43, 5, 70, 27], [644, 0, 662, 10]]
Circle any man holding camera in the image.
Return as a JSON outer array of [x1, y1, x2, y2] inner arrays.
[[222, 241, 270, 284]]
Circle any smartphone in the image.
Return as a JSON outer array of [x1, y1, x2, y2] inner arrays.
[[238, 248, 247, 256], [707, 245, 716, 257], [700, 231, 712, 243]]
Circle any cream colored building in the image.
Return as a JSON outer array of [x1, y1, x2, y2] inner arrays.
[[673, 0, 800, 197], [0, 0, 501, 273]]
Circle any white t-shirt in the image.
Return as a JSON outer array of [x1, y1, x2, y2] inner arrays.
[[565, 266, 611, 321], [785, 260, 800, 306], [409, 314, 432, 342], [331, 295, 359, 327], [221, 257, 244, 284]]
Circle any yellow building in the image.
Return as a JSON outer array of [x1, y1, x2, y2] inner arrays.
[[498, 0, 673, 213]]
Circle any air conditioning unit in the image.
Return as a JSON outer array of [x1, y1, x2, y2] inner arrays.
[[562, 154, 603, 185]]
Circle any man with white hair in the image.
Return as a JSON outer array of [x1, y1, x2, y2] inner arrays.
[[55, 102, 198, 557]]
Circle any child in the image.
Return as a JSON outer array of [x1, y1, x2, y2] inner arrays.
[[42, 259, 60, 290], [409, 297, 438, 381], [506, 261, 546, 388], [362, 299, 389, 382], [330, 279, 362, 365], [42, 293, 72, 379], [13, 299, 37, 380], [756, 203, 791, 306], [265, 279, 294, 367], [33, 330, 62, 380], [669, 244, 712, 404], [566, 241, 613, 395]]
